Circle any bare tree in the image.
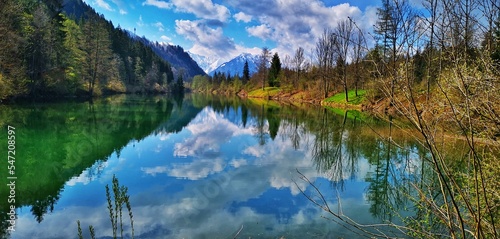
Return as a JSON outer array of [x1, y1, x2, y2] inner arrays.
[[333, 19, 354, 102], [257, 47, 271, 90], [352, 24, 365, 97], [292, 47, 305, 88], [422, 0, 438, 101], [375, 0, 416, 104], [316, 29, 336, 98]]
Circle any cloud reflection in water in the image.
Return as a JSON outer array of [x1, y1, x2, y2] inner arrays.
[[11, 106, 394, 238]]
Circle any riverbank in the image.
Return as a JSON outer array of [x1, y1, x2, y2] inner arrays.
[[240, 87, 370, 112], [237, 86, 500, 145], [240, 87, 436, 119]]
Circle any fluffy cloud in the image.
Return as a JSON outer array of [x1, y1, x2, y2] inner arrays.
[[137, 15, 145, 27], [110, 0, 127, 14], [154, 21, 165, 31], [175, 20, 237, 61], [160, 35, 172, 41], [246, 24, 272, 40], [167, 158, 225, 180], [228, 0, 369, 57], [143, 0, 230, 22], [173, 108, 254, 157], [142, 0, 172, 9], [171, 0, 230, 22], [175, 19, 261, 62], [95, 0, 114, 11], [233, 12, 252, 23], [141, 0, 377, 65]]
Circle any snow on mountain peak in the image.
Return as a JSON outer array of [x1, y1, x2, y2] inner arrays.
[[207, 53, 259, 76]]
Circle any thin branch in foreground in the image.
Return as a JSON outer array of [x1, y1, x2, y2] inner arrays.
[[233, 225, 243, 239], [293, 169, 402, 239]]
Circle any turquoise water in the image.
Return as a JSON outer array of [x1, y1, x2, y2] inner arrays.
[[0, 94, 420, 238]]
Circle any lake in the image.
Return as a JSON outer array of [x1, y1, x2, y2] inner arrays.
[[0, 94, 425, 238]]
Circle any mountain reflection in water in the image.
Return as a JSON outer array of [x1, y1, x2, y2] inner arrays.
[[0, 94, 421, 238]]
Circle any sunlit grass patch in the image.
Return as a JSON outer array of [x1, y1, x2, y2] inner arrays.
[[324, 89, 366, 105], [247, 87, 281, 98]]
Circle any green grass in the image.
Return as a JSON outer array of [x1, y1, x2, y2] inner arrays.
[[326, 107, 369, 121], [248, 87, 281, 98], [324, 89, 366, 105], [248, 98, 281, 108]]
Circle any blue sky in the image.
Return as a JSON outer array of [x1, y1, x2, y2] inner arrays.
[[82, 0, 387, 63]]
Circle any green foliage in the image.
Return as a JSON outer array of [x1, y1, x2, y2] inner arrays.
[[243, 60, 250, 84], [491, 14, 500, 68], [0, 95, 195, 226], [0, 0, 177, 100], [0, 0, 26, 100], [173, 73, 185, 93], [248, 87, 281, 98], [232, 75, 243, 92], [78, 175, 134, 239], [268, 53, 281, 87], [324, 90, 367, 105]]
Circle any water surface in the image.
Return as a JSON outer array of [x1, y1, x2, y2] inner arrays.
[[0, 94, 422, 238]]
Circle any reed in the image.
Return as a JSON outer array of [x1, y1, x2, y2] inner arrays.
[[76, 175, 134, 239]]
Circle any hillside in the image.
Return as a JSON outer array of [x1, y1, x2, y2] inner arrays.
[[138, 40, 206, 80]]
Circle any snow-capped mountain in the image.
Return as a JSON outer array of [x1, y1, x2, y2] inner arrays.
[[208, 53, 259, 77], [188, 52, 224, 74]]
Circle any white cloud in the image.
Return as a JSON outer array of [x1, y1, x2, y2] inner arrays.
[[171, 0, 230, 22], [95, 0, 114, 11], [175, 20, 236, 62], [227, 0, 368, 59], [246, 24, 272, 40], [110, 0, 127, 14], [142, 0, 172, 9], [141, 166, 168, 176], [229, 159, 248, 168], [168, 158, 225, 180], [160, 35, 171, 41], [154, 21, 165, 31], [175, 20, 261, 63], [167, 0, 378, 64], [66, 161, 110, 186], [173, 108, 254, 158], [137, 15, 145, 27], [234, 12, 252, 23]]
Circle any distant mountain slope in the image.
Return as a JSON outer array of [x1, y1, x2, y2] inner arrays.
[[188, 52, 225, 75], [64, 0, 205, 81], [208, 53, 259, 77], [138, 39, 206, 80]]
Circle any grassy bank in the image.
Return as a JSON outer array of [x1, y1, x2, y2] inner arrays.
[[322, 90, 367, 110], [247, 87, 282, 98]]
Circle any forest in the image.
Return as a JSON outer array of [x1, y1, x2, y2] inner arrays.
[[0, 0, 185, 101]]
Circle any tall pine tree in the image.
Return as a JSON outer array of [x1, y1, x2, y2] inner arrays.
[[268, 53, 281, 87], [242, 60, 250, 84]]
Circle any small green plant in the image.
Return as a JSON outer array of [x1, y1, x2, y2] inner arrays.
[[77, 175, 134, 239]]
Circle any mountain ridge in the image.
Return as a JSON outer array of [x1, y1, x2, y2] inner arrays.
[[188, 52, 225, 75], [136, 39, 206, 80], [208, 53, 259, 77]]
